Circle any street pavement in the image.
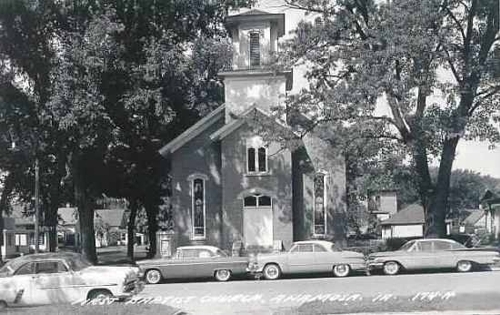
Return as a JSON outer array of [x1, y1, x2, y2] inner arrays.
[[135, 270, 500, 315]]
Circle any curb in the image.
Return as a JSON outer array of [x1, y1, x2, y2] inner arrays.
[[334, 311, 500, 315]]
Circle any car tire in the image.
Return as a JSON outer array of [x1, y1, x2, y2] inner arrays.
[[214, 269, 232, 282], [0, 300, 7, 310], [88, 289, 113, 301], [333, 264, 350, 277], [263, 263, 281, 280], [456, 260, 473, 272], [383, 261, 400, 275], [145, 269, 162, 284]]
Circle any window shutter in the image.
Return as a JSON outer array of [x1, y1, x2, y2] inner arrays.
[[249, 32, 260, 67]]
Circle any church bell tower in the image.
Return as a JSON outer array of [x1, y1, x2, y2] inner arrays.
[[219, 9, 293, 123]]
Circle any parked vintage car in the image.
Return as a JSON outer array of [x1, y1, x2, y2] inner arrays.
[[137, 245, 249, 284], [0, 252, 143, 309], [368, 238, 500, 275], [247, 240, 366, 280]]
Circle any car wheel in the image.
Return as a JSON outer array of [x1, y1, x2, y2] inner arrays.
[[333, 264, 350, 277], [0, 300, 7, 310], [263, 263, 281, 280], [145, 269, 162, 284], [383, 261, 400, 275], [456, 260, 473, 272], [88, 289, 113, 301], [214, 269, 232, 282]]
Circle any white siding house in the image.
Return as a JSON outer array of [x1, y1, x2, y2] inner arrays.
[[381, 204, 452, 239]]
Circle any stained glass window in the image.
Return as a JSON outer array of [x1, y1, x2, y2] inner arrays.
[[314, 173, 326, 235], [193, 178, 205, 238]]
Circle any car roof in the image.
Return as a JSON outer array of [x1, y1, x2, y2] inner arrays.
[[8, 252, 82, 263], [176, 245, 221, 252], [414, 238, 456, 243], [293, 240, 334, 247]]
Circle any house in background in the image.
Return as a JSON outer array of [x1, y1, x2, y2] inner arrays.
[[381, 203, 452, 239], [481, 190, 500, 238], [8, 205, 49, 254], [459, 210, 486, 234], [1, 217, 16, 260], [368, 190, 398, 222], [159, 9, 346, 255], [57, 207, 78, 248], [94, 209, 127, 247]]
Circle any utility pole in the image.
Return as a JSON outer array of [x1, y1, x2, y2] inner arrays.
[[34, 158, 40, 253]]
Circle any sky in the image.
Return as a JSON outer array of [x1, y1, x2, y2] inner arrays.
[[241, 0, 500, 179]]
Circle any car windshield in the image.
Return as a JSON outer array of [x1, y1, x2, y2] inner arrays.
[[66, 255, 93, 271], [399, 241, 415, 251], [0, 258, 27, 276]]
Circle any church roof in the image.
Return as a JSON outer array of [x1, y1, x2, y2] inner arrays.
[[210, 105, 296, 141], [225, 9, 285, 37], [159, 104, 225, 156]]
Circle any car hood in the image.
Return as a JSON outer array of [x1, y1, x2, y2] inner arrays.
[[82, 265, 140, 280], [338, 250, 365, 259], [369, 251, 405, 258]]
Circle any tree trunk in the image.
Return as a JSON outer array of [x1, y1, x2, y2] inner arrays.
[[44, 195, 58, 252], [144, 200, 158, 258], [425, 137, 460, 237], [74, 158, 97, 264], [0, 173, 14, 264], [127, 198, 138, 260]]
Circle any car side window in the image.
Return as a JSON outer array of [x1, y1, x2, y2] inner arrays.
[[433, 241, 452, 251], [15, 262, 35, 275], [314, 244, 327, 252], [36, 261, 68, 274], [291, 244, 313, 253], [198, 250, 212, 258], [180, 249, 198, 258], [420, 241, 433, 252]]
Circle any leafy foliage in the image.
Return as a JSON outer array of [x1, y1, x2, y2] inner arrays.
[[282, 0, 500, 236]]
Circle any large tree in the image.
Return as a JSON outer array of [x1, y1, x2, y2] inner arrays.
[[282, 0, 500, 237], [46, 0, 250, 262]]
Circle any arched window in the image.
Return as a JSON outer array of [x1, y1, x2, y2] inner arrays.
[[192, 178, 205, 238], [313, 173, 327, 235], [243, 194, 272, 208]]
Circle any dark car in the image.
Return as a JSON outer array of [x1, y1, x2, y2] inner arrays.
[[137, 245, 249, 284]]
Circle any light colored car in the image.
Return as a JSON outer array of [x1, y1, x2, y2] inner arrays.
[[0, 252, 143, 309], [137, 245, 249, 284], [247, 240, 366, 280], [368, 238, 500, 275]]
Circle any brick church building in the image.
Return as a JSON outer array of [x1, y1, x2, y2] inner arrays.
[[159, 9, 347, 252]]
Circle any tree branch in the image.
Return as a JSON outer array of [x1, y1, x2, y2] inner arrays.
[[443, 47, 463, 83], [443, 4, 466, 44], [469, 85, 500, 115]]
